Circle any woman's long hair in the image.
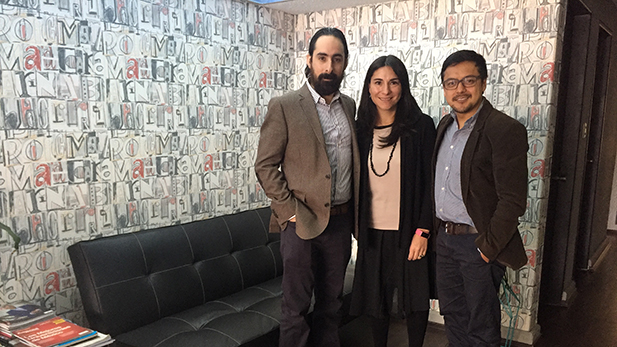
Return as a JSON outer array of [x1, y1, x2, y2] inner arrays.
[[356, 55, 423, 147]]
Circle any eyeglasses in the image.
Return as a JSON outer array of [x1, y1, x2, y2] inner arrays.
[[442, 75, 482, 90]]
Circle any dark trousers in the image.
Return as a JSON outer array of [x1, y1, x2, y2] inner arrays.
[[279, 212, 352, 347], [436, 227, 505, 347], [369, 310, 429, 347]]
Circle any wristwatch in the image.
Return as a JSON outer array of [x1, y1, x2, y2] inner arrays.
[[415, 229, 430, 239]]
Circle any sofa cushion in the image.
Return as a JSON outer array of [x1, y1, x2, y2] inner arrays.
[[114, 277, 283, 347]]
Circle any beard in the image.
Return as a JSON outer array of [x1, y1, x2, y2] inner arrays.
[[452, 104, 475, 115], [308, 68, 344, 97], [451, 94, 482, 115]]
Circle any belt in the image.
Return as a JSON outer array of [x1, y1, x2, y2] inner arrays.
[[330, 201, 351, 216], [442, 220, 478, 235]]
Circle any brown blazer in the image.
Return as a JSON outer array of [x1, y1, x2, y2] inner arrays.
[[255, 84, 360, 240], [433, 98, 529, 270]]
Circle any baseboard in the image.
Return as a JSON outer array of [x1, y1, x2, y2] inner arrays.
[[503, 324, 542, 346], [589, 237, 613, 272], [560, 280, 578, 305], [428, 310, 444, 324]]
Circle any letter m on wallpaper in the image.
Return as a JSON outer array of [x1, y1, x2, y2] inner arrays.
[[150, 35, 168, 57], [156, 133, 175, 154], [9, 165, 33, 190], [0, 44, 21, 70], [58, 19, 80, 45], [67, 133, 89, 158]]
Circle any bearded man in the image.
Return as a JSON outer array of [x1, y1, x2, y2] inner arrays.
[[255, 27, 360, 347]]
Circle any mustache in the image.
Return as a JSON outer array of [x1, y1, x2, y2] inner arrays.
[[453, 93, 470, 98], [318, 72, 338, 81]]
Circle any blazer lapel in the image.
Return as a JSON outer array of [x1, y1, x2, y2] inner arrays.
[[433, 115, 455, 167], [460, 98, 491, 200], [340, 95, 358, 149], [298, 84, 326, 149], [341, 95, 360, 213], [341, 96, 354, 123]]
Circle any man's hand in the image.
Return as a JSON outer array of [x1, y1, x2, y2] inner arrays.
[[480, 251, 490, 263]]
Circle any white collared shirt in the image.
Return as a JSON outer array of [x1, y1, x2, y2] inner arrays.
[[306, 82, 352, 205]]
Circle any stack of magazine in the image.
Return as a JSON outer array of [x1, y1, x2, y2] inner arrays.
[[0, 303, 113, 347], [0, 302, 55, 338]]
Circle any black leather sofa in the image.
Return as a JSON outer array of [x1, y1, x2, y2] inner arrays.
[[68, 207, 354, 347]]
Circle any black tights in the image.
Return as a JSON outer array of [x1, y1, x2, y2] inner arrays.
[[369, 310, 429, 347]]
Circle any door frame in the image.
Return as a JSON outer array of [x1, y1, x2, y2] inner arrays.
[[539, 0, 617, 308]]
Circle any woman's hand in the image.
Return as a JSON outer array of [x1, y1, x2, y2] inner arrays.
[[408, 230, 429, 261]]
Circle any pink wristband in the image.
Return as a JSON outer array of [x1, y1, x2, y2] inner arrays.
[[415, 229, 430, 239]]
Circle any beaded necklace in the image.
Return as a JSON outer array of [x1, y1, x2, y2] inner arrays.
[[369, 125, 396, 177]]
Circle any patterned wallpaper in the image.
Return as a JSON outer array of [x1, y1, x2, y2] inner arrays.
[[0, 0, 290, 323], [0, 0, 563, 340]]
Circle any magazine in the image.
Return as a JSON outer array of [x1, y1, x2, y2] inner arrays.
[[61, 333, 113, 347], [0, 304, 54, 332], [12, 318, 96, 347]]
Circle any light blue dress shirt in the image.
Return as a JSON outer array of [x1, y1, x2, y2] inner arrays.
[[434, 103, 484, 226]]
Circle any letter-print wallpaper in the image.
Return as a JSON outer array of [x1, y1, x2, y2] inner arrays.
[[0, 0, 290, 323]]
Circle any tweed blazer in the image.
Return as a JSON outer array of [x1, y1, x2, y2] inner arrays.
[[255, 84, 360, 240], [433, 98, 529, 270]]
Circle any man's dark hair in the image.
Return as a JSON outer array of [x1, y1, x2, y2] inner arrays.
[[440, 50, 488, 82], [304, 27, 349, 78]]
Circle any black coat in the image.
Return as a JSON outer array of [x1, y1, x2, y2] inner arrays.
[[350, 112, 437, 318]]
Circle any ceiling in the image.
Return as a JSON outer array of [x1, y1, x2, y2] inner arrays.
[[260, 0, 377, 14], [261, 0, 617, 16]]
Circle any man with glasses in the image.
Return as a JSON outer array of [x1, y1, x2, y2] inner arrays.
[[432, 50, 529, 347]]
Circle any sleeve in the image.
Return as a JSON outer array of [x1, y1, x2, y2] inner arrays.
[[254, 97, 296, 223], [475, 119, 529, 261], [417, 114, 438, 232]]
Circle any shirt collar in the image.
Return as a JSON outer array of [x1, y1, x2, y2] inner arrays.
[[449, 99, 484, 129], [306, 82, 341, 105]]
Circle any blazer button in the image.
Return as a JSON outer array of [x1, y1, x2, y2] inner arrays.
[[325, 174, 331, 179], [324, 202, 330, 208]]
